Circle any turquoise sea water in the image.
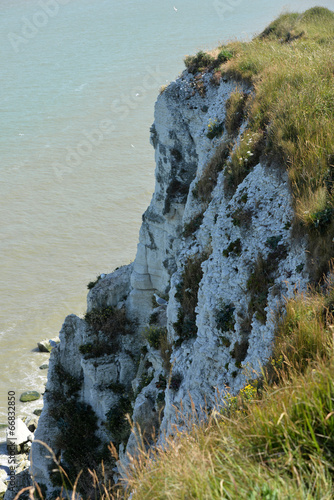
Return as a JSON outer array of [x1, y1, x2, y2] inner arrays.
[[1, 0, 333, 436]]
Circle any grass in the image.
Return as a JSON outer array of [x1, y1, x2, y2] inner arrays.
[[225, 89, 248, 136]]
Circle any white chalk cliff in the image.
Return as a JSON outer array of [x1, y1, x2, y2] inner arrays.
[[31, 67, 308, 494]]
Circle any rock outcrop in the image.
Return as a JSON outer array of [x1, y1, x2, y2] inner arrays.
[[31, 67, 308, 495]]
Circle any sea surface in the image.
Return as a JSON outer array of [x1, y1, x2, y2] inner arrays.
[[1, 0, 333, 446]]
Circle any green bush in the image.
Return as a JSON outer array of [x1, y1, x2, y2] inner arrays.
[[87, 275, 101, 289], [247, 244, 287, 324], [183, 213, 204, 237], [174, 253, 209, 345], [170, 372, 183, 391], [184, 50, 215, 74], [206, 119, 224, 140], [216, 303, 235, 332], [195, 141, 230, 203], [106, 395, 133, 449], [222, 239, 242, 258], [85, 306, 134, 336], [143, 326, 167, 350], [48, 365, 103, 494], [217, 47, 234, 63]]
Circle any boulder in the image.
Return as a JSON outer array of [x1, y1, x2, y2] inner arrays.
[[6, 419, 33, 455], [39, 364, 49, 370], [20, 391, 40, 403], [33, 409, 42, 416], [37, 337, 59, 353], [24, 416, 39, 433]]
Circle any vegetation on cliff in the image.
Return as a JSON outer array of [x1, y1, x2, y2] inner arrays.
[[28, 7, 334, 499]]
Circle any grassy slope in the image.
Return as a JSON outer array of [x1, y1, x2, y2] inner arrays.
[[120, 8, 334, 499]]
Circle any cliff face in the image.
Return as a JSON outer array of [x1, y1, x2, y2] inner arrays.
[[31, 68, 308, 492]]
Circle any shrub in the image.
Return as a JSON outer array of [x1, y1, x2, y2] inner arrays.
[[216, 303, 235, 332], [170, 372, 183, 391], [231, 339, 249, 367], [247, 244, 287, 324], [139, 372, 154, 392], [206, 119, 224, 140], [184, 51, 215, 74], [156, 391, 165, 409], [79, 338, 119, 359], [143, 326, 167, 350], [142, 326, 171, 372], [174, 252, 210, 345], [81, 307, 135, 359], [149, 311, 159, 325], [106, 395, 133, 448], [87, 275, 101, 289], [231, 206, 253, 227], [79, 343, 93, 355], [222, 238, 242, 258], [85, 306, 134, 336], [195, 141, 230, 203], [223, 383, 257, 417], [184, 47, 233, 75], [220, 336, 231, 348], [105, 382, 126, 394], [48, 365, 103, 494], [217, 47, 234, 63], [155, 374, 167, 390], [183, 213, 204, 237]]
